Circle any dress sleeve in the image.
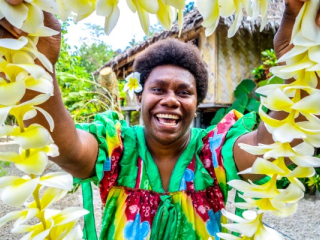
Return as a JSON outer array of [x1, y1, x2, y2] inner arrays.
[[72, 111, 124, 240], [221, 111, 258, 187], [73, 111, 123, 187]]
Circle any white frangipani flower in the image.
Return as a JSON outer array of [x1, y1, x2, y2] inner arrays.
[[217, 209, 284, 240], [196, 0, 271, 37], [124, 72, 142, 99], [0, 0, 58, 36]]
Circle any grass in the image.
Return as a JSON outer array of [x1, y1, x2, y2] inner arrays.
[[0, 162, 10, 177]]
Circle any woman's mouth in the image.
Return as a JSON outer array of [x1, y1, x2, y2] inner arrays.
[[155, 113, 180, 127]]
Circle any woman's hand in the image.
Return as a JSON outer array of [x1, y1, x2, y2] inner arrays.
[[0, 0, 61, 65], [274, 0, 320, 59]]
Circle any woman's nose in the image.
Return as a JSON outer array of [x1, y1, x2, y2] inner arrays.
[[160, 92, 180, 108]]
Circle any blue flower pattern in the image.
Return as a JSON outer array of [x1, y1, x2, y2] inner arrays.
[[124, 213, 150, 240], [209, 128, 224, 168], [179, 169, 194, 191], [103, 157, 111, 171], [206, 210, 222, 239]]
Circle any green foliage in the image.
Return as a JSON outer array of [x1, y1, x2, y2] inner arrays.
[[73, 23, 117, 75], [118, 81, 127, 106], [252, 49, 278, 82], [56, 20, 117, 122], [0, 161, 10, 177], [234, 79, 256, 98], [305, 166, 320, 194], [57, 72, 112, 123], [210, 80, 260, 125], [306, 175, 320, 194], [56, 20, 90, 80]]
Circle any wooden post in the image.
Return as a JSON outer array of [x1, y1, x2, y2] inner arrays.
[[98, 67, 121, 113]]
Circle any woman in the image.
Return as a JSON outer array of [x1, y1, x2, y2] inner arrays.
[[1, 0, 320, 239]]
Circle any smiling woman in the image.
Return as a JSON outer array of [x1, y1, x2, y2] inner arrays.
[[1, 0, 320, 239]]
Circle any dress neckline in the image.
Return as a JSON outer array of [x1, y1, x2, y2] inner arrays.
[[134, 126, 201, 193]]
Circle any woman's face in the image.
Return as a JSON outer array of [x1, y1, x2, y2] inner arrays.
[[138, 65, 198, 145]]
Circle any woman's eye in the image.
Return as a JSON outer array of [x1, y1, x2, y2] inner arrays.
[[152, 88, 162, 92], [179, 91, 190, 95]]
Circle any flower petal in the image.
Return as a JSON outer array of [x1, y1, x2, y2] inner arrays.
[[0, 0, 28, 29], [238, 158, 285, 175], [286, 166, 315, 178], [64, 224, 84, 239], [134, 84, 143, 93], [33, 107, 54, 132], [31, 0, 59, 14], [300, 0, 320, 44], [138, 0, 159, 14], [162, 0, 185, 9], [219, 0, 235, 17], [292, 92, 320, 114], [221, 208, 247, 223], [216, 233, 242, 240], [28, 187, 68, 210], [290, 155, 320, 167], [0, 80, 26, 106], [272, 122, 306, 143], [0, 37, 28, 50], [0, 152, 20, 163], [96, 0, 116, 17], [14, 124, 52, 149], [53, 207, 89, 226], [278, 46, 308, 63], [104, 5, 120, 36], [8, 63, 45, 80], [28, 25, 59, 37], [273, 183, 304, 203], [16, 150, 48, 175], [134, 0, 150, 35], [40, 172, 73, 190], [264, 88, 293, 112], [1, 176, 39, 207], [21, 3, 43, 34], [156, 0, 174, 30], [197, 0, 220, 36]]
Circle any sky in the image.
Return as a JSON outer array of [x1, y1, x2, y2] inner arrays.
[[65, 1, 158, 51], [65, 1, 192, 51]]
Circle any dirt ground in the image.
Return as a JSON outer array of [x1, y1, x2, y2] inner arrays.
[[1, 142, 320, 239]]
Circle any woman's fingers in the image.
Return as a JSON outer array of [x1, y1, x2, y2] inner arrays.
[[0, 18, 26, 38], [0, 19, 19, 38], [5, 0, 24, 5]]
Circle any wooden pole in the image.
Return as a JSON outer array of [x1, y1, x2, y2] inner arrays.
[[98, 67, 121, 113]]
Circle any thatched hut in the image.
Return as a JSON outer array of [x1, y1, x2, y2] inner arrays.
[[95, 0, 284, 127]]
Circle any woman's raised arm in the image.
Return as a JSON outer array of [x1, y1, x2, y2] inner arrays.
[[0, 1, 98, 179], [233, 0, 320, 181]]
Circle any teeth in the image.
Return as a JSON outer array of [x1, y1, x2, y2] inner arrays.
[[156, 114, 179, 120], [159, 121, 177, 126]]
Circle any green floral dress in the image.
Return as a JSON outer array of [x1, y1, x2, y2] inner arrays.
[[75, 110, 258, 240]]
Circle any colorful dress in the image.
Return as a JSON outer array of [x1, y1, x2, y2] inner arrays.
[[75, 110, 257, 240]]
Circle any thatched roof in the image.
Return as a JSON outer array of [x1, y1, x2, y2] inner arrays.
[[95, 0, 285, 77]]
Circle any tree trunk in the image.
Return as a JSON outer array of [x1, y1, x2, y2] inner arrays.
[[98, 67, 121, 113]]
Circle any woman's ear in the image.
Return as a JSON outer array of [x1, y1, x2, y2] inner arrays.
[[137, 94, 142, 105]]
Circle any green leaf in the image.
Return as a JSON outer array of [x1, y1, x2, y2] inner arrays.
[[231, 94, 249, 113], [210, 108, 227, 126], [246, 98, 261, 112], [267, 75, 284, 84], [257, 75, 284, 87], [257, 79, 268, 87], [234, 79, 256, 98]]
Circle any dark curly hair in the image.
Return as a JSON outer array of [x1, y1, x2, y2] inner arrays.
[[133, 38, 208, 103]]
